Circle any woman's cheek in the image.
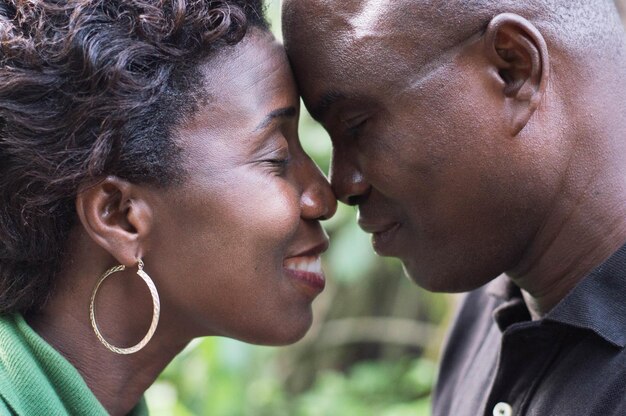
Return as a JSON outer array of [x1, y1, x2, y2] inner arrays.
[[249, 178, 301, 239]]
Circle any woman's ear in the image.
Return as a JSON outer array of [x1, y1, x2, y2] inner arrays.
[[75, 176, 153, 266], [483, 13, 549, 136]]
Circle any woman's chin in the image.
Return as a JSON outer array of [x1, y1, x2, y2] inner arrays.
[[238, 313, 314, 347]]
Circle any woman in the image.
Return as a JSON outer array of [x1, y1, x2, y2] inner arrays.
[[0, 1, 336, 414]]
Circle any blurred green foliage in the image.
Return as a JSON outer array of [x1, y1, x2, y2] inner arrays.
[[147, 338, 438, 415], [146, 1, 452, 414]]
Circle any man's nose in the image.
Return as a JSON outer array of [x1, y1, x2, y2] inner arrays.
[[329, 149, 371, 206], [300, 155, 338, 221]]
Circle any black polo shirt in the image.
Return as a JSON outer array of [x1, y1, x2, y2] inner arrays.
[[433, 243, 626, 416]]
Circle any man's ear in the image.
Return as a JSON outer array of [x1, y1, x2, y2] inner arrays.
[[75, 176, 153, 266], [483, 13, 549, 136]]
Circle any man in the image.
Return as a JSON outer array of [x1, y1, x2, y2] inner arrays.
[[282, 0, 626, 415]]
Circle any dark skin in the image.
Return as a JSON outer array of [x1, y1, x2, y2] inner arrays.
[[27, 30, 337, 415], [282, 0, 626, 319]]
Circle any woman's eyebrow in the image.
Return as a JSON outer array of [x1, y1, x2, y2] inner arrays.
[[254, 106, 297, 131]]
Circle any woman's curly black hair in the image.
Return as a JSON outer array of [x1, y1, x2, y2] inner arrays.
[[0, 0, 268, 314]]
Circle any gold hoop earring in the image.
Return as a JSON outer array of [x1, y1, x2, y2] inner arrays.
[[89, 259, 160, 355]]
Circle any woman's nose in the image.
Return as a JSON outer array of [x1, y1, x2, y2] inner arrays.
[[299, 156, 337, 221], [329, 148, 371, 206]]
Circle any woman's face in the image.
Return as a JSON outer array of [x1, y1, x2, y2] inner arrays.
[[145, 30, 337, 345]]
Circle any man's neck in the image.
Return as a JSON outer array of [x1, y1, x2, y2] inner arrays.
[[507, 159, 626, 319]]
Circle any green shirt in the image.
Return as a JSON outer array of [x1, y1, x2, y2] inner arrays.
[[0, 314, 149, 415]]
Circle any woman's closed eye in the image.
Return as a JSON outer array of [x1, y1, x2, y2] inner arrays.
[[259, 148, 291, 175]]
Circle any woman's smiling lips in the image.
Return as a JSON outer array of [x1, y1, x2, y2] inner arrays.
[[283, 241, 328, 298]]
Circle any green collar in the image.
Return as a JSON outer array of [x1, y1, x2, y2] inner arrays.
[[0, 314, 148, 415]]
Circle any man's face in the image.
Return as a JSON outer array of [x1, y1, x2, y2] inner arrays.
[[284, 1, 554, 292]]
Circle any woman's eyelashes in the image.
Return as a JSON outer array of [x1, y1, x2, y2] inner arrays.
[[259, 148, 291, 175]]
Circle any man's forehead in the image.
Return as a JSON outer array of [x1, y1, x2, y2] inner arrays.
[[284, 0, 468, 65], [284, 0, 459, 121], [344, 0, 391, 40]]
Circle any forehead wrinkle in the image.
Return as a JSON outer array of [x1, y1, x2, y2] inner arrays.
[[401, 31, 483, 96]]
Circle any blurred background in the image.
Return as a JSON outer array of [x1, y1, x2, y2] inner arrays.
[[146, 1, 626, 415]]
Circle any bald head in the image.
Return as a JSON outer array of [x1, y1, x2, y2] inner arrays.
[[283, 0, 626, 124], [284, 0, 625, 65]]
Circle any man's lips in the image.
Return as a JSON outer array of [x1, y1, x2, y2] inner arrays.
[[358, 220, 401, 255], [358, 220, 400, 235]]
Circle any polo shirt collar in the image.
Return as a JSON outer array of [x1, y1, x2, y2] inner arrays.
[[545, 243, 626, 348], [486, 243, 626, 348]]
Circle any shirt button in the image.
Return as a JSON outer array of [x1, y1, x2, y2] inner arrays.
[[493, 402, 513, 416]]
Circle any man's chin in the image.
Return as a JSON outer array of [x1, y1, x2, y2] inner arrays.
[[401, 261, 491, 293]]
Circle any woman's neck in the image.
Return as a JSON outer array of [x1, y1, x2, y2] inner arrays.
[[25, 255, 190, 416]]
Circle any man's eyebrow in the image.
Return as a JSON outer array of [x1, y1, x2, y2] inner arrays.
[[311, 90, 346, 120], [254, 106, 298, 131]]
